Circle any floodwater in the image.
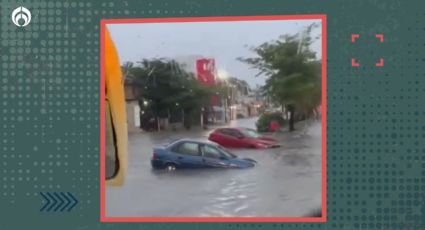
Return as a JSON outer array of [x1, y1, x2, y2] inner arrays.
[[106, 117, 322, 217]]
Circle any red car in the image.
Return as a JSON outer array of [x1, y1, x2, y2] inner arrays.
[[208, 127, 280, 149]]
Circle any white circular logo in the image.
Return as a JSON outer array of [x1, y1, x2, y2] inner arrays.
[[11, 6, 31, 27]]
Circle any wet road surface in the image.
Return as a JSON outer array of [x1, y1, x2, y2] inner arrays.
[[106, 117, 322, 217]]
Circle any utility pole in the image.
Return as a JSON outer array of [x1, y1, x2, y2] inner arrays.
[[297, 30, 305, 55]]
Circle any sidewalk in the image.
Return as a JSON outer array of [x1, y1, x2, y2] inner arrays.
[[260, 119, 322, 145], [129, 118, 249, 139], [130, 117, 319, 140]]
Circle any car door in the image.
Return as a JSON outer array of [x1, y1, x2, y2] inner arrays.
[[170, 142, 203, 168], [201, 144, 230, 168], [214, 129, 230, 147], [230, 129, 247, 147], [210, 129, 225, 144], [219, 129, 240, 147]]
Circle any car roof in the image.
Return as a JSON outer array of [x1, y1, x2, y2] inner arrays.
[[215, 127, 253, 131], [170, 138, 219, 146]]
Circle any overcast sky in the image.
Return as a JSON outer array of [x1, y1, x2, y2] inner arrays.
[[108, 19, 322, 87]]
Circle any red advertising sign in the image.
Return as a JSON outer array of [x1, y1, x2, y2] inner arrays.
[[196, 58, 216, 85], [196, 58, 219, 106]]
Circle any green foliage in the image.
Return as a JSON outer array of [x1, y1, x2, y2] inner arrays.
[[256, 112, 286, 132], [239, 23, 322, 130], [124, 59, 231, 129], [125, 59, 215, 116]]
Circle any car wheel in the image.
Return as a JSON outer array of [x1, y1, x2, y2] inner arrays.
[[164, 163, 177, 171]]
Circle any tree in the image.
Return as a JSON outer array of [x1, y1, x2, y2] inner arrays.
[[123, 59, 218, 131], [121, 61, 134, 79], [238, 23, 321, 131]]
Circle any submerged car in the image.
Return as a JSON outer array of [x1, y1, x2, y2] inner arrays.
[[151, 139, 256, 170], [208, 127, 280, 149]]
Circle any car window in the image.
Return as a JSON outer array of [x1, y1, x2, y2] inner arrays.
[[174, 142, 200, 156], [240, 129, 260, 138], [219, 129, 230, 135], [233, 130, 243, 137], [216, 145, 237, 158], [220, 129, 240, 137], [231, 130, 243, 137], [202, 145, 223, 159]]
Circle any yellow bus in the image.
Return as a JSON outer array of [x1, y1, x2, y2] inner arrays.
[[104, 28, 127, 186]]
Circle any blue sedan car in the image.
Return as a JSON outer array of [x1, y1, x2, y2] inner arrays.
[[151, 139, 256, 170]]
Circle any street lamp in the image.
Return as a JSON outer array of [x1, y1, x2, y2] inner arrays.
[[217, 69, 229, 81]]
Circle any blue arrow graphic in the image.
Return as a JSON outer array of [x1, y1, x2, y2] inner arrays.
[[39, 192, 50, 212], [46, 192, 57, 212], [40, 192, 78, 212], [53, 192, 64, 212], [67, 192, 78, 211], [60, 192, 70, 212]]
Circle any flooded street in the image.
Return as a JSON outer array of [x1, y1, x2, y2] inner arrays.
[[106, 117, 322, 217]]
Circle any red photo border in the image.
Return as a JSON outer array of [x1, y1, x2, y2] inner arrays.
[[100, 14, 327, 223]]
